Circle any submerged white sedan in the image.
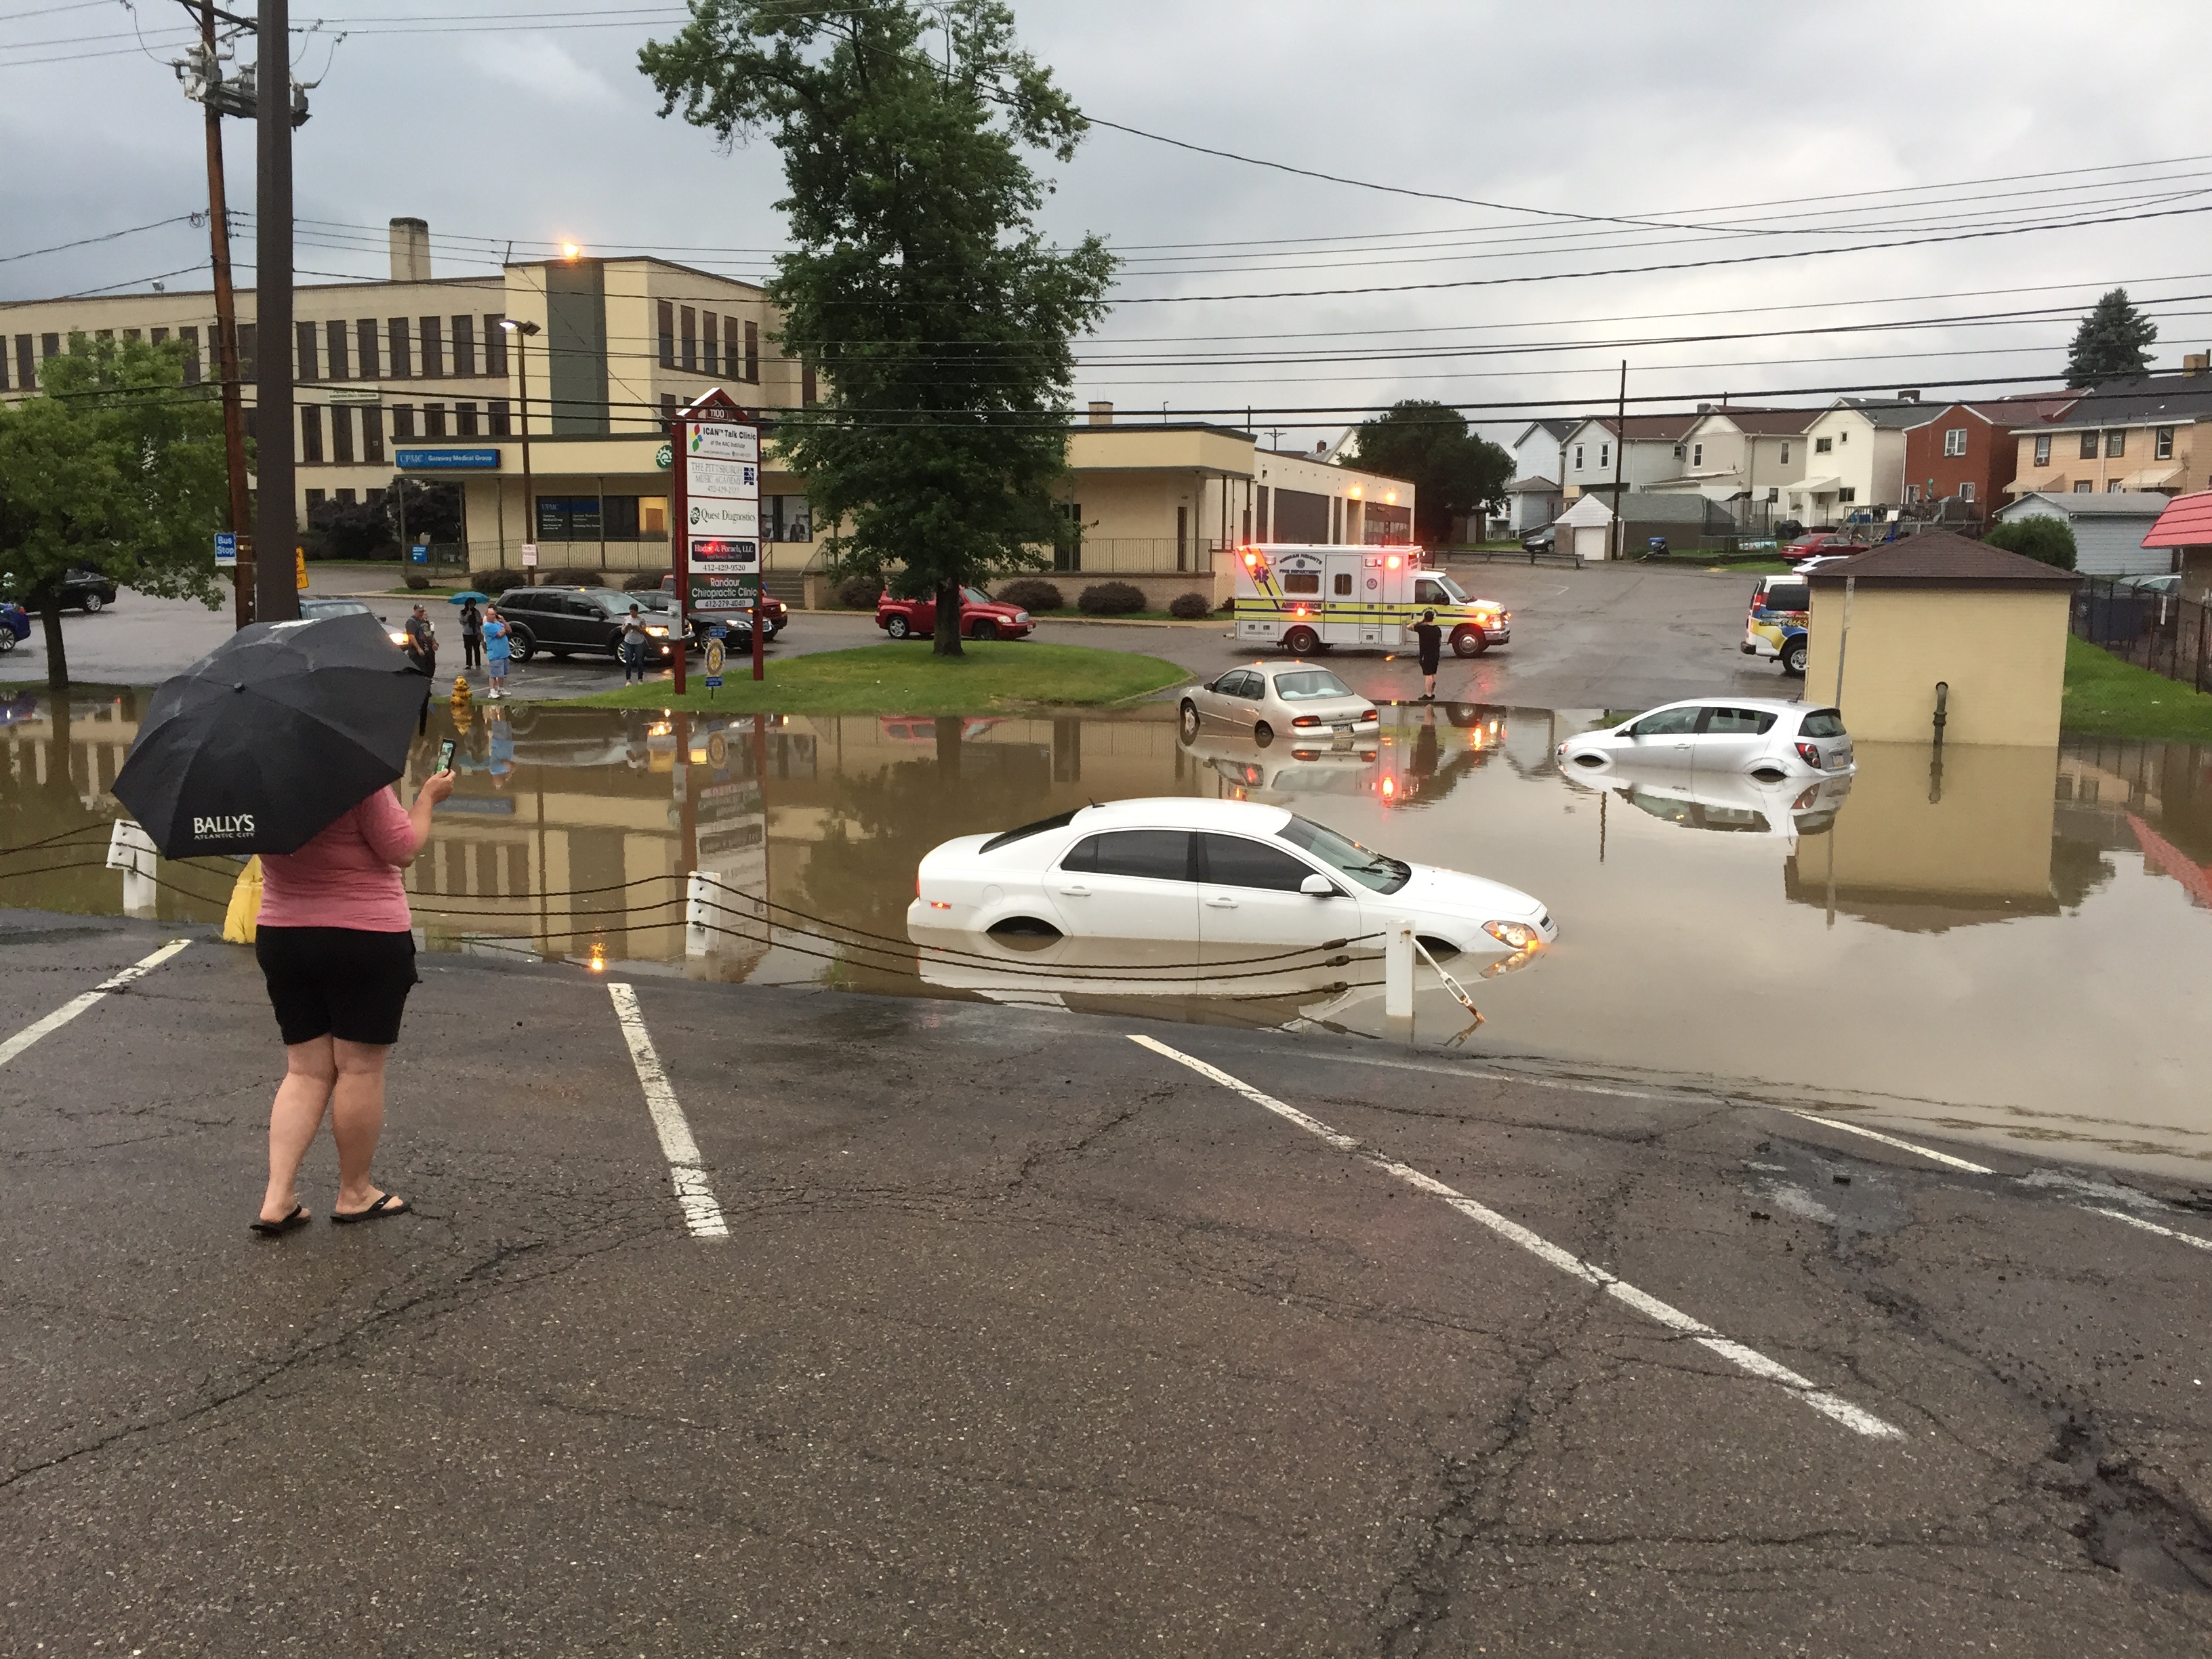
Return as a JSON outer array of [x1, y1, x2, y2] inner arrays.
[[1555, 697, 1854, 780], [908, 797, 1555, 960]]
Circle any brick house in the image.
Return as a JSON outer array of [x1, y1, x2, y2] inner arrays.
[[1900, 395, 2077, 517]]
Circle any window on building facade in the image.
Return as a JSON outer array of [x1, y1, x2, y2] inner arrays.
[[300, 405, 324, 464], [2156, 426, 2175, 460], [1814, 436, 1832, 453], [357, 319, 380, 380], [388, 318, 411, 378], [331, 405, 354, 464], [1691, 442, 1703, 467], [321, 320, 347, 380], [419, 316, 443, 377], [451, 315, 476, 377], [123, 328, 141, 343], [2107, 430, 2126, 458], [1944, 428, 1967, 456], [802, 364, 818, 406], [2108, 479, 2126, 491], [536, 496, 603, 541], [305, 489, 325, 516], [1572, 445, 1584, 469], [179, 326, 200, 385], [336, 489, 356, 508], [457, 402, 479, 436], [1780, 441, 1790, 464], [2034, 434, 2051, 466], [295, 321, 319, 381], [680, 306, 697, 372], [742, 319, 758, 383], [425, 403, 448, 438], [392, 403, 415, 440], [484, 316, 507, 377], [41, 332, 60, 360], [702, 312, 719, 377], [1598, 443, 1610, 469], [362, 405, 386, 464], [237, 323, 256, 380], [489, 399, 512, 436], [2079, 432, 2100, 459], [1672, 443, 1685, 460], [1959, 481, 1974, 502], [2074, 480, 2093, 492], [657, 301, 675, 369], [1838, 487, 1856, 504], [1767, 487, 1779, 502], [660, 392, 678, 421]]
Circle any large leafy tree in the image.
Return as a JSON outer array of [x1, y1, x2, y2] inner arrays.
[[2065, 288, 2157, 387], [1345, 401, 1513, 548], [640, 0, 1114, 657], [0, 334, 228, 690]]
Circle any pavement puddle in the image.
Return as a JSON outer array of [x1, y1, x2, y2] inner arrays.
[[5, 689, 2210, 1179]]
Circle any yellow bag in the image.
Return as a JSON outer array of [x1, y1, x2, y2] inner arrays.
[[223, 856, 264, 945]]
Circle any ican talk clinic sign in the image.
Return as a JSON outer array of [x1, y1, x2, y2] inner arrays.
[[682, 407, 762, 612]]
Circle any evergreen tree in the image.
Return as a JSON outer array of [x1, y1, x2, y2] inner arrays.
[[640, 1, 1114, 657], [2064, 288, 2157, 387]]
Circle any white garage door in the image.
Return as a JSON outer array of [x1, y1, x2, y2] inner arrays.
[[1574, 525, 1612, 562]]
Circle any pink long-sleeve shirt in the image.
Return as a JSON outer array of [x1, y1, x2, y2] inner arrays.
[[258, 786, 419, 931]]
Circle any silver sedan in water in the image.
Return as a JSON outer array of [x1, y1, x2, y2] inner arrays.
[[1179, 663, 1378, 747]]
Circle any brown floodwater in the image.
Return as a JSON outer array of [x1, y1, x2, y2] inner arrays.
[[5, 687, 2210, 1179]]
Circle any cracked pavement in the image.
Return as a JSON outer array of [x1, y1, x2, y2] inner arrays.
[[3, 916, 2209, 1656]]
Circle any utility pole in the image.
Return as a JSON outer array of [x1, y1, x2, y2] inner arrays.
[[499, 318, 539, 583], [1610, 359, 1627, 563], [198, 0, 255, 630], [252, 0, 300, 623]]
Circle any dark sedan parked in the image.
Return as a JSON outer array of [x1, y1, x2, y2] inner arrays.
[[61, 567, 119, 612], [494, 586, 679, 665]]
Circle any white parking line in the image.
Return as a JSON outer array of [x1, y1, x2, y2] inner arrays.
[[1128, 1033, 1904, 1441], [1778, 1109, 1994, 1175], [0, 939, 191, 1070], [607, 983, 728, 1240], [2087, 1206, 2212, 1253]]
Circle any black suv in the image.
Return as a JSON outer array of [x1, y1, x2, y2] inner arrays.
[[494, 587, 678, 665]]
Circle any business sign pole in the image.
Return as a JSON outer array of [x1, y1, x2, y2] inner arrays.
[[670, 389, 762, 699]]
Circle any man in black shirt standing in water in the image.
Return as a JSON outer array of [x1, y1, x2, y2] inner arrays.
[[1412, 607, 1443, 701]]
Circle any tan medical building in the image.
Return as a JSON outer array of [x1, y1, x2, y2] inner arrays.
[[2, 218, 1410, 601]]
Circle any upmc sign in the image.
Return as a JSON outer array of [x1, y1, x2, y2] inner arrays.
[[668, 389, 765, 691]]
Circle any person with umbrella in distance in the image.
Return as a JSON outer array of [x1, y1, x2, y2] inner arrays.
[[458, 594, 484, 672], [113, 611, 454, 1235], [1412, 607, 1443, 701]]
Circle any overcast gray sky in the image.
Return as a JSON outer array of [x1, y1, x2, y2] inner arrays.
[[5, 0, 2209, 451]]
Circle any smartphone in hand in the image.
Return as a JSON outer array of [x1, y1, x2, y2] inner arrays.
[[437, 738, 457, 773]]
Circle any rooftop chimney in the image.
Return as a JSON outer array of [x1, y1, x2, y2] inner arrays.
[[1696, 401, 1713, 413], [1087, 401, 1113, 426], [1896, 389, 1921, 403], [389, 217, 430, 283], [2185, 352, 2209, 378]]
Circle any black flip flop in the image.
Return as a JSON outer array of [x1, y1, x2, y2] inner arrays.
[[331, 1193, 409, 1226], [249, 1203, 311, 1237]]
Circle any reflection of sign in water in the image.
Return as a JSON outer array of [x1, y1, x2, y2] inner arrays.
[[694, 778, 766, 881]]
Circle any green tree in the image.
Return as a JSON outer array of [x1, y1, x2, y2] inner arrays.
[[640, 0, 1114, 657], [2065, 288, 2157, 387], [0, 334, 228, 690], [1984, 514, 2077, 571], [1343, 401, 1513, 548]]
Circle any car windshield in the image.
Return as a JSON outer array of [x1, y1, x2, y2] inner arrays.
[[1429, 575, 1470, 605], [1277, 815, 1410, 894], [1273, 670, 1354, 701], [302, 599, 370, 617], [962, 587, 992, 606]]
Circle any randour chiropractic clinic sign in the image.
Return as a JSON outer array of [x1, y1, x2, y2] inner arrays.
[[673, 394, 762, 614]]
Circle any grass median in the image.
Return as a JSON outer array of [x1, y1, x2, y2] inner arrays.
[[561, 639, 1189, 714], [2062, 635, 2212, 741]]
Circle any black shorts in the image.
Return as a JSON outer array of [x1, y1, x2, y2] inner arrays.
[[255, 926, 419, 1047], [1418, 653, 1441, 674]]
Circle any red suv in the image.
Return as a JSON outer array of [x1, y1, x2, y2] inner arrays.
[[659, 574, 787, 639], [877, 586, 1036, 641]]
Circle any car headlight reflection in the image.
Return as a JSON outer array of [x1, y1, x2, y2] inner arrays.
[[1482, 919, 1540, 951]]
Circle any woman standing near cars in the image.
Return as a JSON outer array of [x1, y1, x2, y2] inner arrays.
[[619, 602, 652, 686], [482, 605, 511, 699], [250, 761, 455, 1235], [459, 597, 484, 671]]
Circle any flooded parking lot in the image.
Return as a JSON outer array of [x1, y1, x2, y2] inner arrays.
[[5, 685, 2209, 1176]]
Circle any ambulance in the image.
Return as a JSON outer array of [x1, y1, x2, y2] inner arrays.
[[1232, 544, 1511, 657]]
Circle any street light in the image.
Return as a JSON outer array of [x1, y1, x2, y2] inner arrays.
[[501, 318, 541, 584]]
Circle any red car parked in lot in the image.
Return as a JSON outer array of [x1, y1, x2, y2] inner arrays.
[[1784, 533, 1862, 565], [876, 586, 1036, 641]]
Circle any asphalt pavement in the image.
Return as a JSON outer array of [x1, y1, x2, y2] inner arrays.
[[4, 560, 1788, 716], [3, 914, 2209, 1655]]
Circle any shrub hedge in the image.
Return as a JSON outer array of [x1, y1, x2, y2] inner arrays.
[[1168, 591, 1212, 619], [1078, 581, 1147, 615], [996, 578, 1064, 613]]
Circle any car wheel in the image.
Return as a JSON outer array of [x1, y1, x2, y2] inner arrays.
[[969, 618, 995, 640], [1179, 699, 1200, 741], [0, 631, 13, 654], [886, 615, 912, 640], [1254, 721, 1275, 747], [1782, 639, 1808, 676], [1452, 626, 1488, 657], [1284, 626, 1319, 655], [508, 628, 536, 663], [81, 593, 103, 614]]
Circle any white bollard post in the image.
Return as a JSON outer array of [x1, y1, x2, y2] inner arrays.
[[1384, 920, 1415, 1022], [106, 821, 159, 919]]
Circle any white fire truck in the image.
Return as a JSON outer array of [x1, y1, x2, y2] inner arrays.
[[1231, 544, 1511, 657]]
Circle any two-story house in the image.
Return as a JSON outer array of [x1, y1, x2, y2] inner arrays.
[[1648, 407, 1818, 515], [1504, 417, 1576, 531], [1899, 395, 2078, 518], [1558, 413, 1699, 501], [1782, 398, 1943, 526], [2005, 369, 2212, 499]]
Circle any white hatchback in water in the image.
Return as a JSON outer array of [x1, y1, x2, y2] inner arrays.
[[908, 797, 1555, 959], [1555, 698, 1854, 780]]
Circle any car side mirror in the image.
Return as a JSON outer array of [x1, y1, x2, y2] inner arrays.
[[1300, 874, 1337, 897]]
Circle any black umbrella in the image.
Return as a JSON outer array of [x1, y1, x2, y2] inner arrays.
[[114, 611, 429, 859]]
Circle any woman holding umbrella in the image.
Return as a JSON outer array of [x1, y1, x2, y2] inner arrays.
[[458, 594, 485, 671], [112, 610, 456, 1235]]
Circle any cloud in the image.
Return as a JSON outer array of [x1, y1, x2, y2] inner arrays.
[[460, 35, 624, 108]]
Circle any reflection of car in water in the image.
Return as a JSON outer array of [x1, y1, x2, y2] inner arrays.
[[879, 715, 1001, 744], [1557, 697, 1853, 781], [1181, 731, 1380, 801], [908, 796, 1555, 962], [1565, 764, 1853, 839]]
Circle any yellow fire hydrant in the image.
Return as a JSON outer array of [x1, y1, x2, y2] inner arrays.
[[450, 674, 474, 730]]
